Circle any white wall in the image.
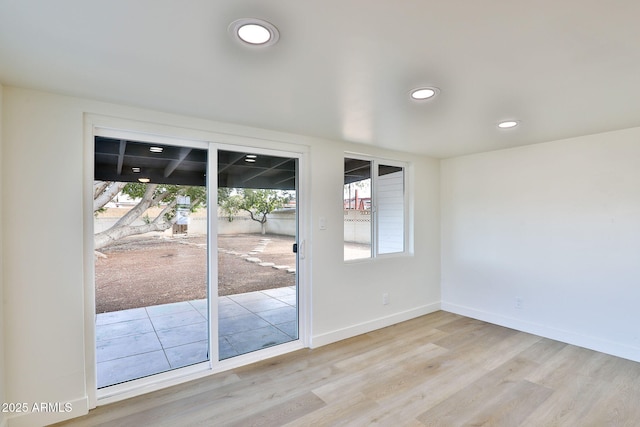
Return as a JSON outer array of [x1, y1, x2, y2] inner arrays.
[[1, 87, 441, 425], [264, 209, 296, 236], [310, 141, 440, 345], [343, 209, 371, 244], [0, 83, 6, 427], [95, 213, 295, 236], [441, 127, 640, 362], [3, 89, 88, 427]]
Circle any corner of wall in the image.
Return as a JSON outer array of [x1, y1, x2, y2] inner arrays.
[[439, 129, 640, 363], [0, 82, 7, 427], [311, 303, 441, 348]]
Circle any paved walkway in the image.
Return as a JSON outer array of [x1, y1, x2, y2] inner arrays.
[[96, 287, 297, 388]]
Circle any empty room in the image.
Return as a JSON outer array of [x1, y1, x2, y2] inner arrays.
[[1, 1, 640, 426]]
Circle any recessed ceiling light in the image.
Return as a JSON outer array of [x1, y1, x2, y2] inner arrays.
[[132, 167, 141, 173], [229, 18, 280, 46], [245, 158, 257, 163], [149, 146, 163, 153], [410, 87, 440, 100], [246, 154, 257, 159], [138, 177, 150, 183], [497, 120, 519, 129]]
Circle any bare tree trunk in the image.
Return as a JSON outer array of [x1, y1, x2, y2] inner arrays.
[[94, 220, 176, 250], [112, 184, 160, 227], [94, 181, 109, 200], [94, 193, 202, 250]]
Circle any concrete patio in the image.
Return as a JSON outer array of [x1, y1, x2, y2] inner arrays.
[[96, 286, 297, 388]]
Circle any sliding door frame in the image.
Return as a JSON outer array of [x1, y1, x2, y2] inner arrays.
[[84, 116, 310, 407], [211, 142, 308, 369]]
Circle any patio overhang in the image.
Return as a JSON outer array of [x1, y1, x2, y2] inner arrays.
[[94, 136, 297, 190]]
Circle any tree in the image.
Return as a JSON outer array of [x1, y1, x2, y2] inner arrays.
[[218, 188, 291, 234], [94, 181, 127, 213], [94, 181, 206, 250]]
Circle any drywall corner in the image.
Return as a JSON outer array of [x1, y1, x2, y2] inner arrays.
[[0, 82, 6, 427]]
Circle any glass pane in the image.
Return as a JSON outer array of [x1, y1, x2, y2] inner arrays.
[[217, 150, 298, 360], [377, 164, 404, 254], [94, 137, 209, 388], [344, 158, 372, 260]]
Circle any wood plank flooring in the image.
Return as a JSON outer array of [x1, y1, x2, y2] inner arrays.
[[54, 311, 640, 426]]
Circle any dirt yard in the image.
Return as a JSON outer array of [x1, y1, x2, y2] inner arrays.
[[95, 233, 296, 313]]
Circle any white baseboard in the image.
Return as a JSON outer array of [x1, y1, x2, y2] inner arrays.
[[442, 302, 640, 363], [6, 397, 88, 427], [310, 302, 441, 348]]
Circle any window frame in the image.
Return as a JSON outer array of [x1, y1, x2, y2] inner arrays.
[[344, 154, 410, 261]]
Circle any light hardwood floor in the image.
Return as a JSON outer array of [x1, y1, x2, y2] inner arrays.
[[54, 311, 640, 426]]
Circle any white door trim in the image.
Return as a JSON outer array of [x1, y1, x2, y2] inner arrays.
[[84, 115, 310, 407]]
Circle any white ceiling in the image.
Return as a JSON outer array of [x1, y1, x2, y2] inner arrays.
[[2, 1, 640, 158]]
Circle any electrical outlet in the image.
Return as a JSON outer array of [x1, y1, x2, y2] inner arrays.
[[382, 293, 389, 305], [515, 297, 524, 310]]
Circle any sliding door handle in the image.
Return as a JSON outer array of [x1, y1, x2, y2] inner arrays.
[[293, 241, 305, 259]]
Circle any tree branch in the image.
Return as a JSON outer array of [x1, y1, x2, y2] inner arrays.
[[152, 199, 177, 223], [152, 189, 172, 205], [94, 181, 109, 200], [113, 184, 159, 227], [242, 208, 260, 223], [94, 221, 174, 250], [94, 183, 207, 249], [94, 181, 127, 213]]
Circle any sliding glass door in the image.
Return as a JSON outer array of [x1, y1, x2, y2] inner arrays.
[[94, 134, 302, 391], [216, 149, 299, 359], [94, 137, 209, 388]]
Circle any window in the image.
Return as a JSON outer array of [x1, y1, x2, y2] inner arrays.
[[344, 156, 408, 261]]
